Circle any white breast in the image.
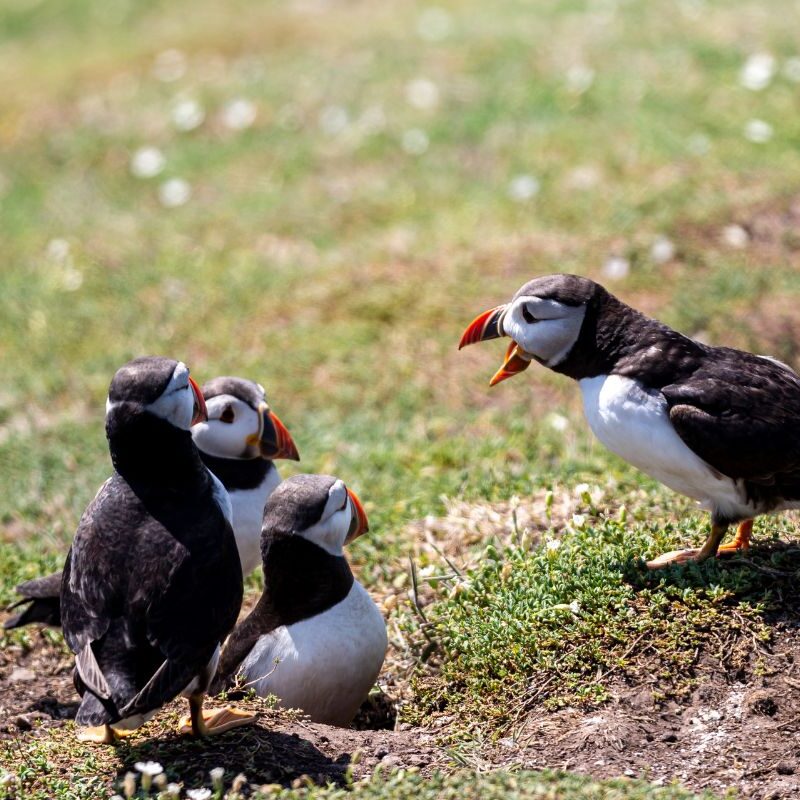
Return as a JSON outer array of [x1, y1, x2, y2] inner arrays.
[[229, 467, 281, 577], [236, 581, 387, 727], [578, 374, 756, 521]]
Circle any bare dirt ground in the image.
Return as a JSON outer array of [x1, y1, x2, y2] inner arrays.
[[502, 625, 800, 800]]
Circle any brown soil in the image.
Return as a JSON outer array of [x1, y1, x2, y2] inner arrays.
[[3, 490, 800, 799], [501, 626, 800, 800]]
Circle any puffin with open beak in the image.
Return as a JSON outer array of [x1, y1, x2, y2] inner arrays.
[[211, 474, 387, 728], [461, 274, 800, 569]]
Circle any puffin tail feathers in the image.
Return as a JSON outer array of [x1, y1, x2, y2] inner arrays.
[[4, 573, 63, 630]]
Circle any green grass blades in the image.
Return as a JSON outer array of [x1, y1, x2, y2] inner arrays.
[[404, 516, 790, 727]]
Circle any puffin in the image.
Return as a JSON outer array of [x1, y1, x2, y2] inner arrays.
[[4, 375, 300, 630], [211, 474, 387, 727], [460, 274, 800, 568], [191, 375, 299, 575], [61, 356, 255, 743]]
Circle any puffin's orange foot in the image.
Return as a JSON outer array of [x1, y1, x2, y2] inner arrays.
[[716, 519, 753, 558], [178, 706, 256, 737], [77, 724, 115, 744], [646, 548, 704, 569]]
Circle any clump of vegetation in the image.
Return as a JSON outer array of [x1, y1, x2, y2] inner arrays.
[[405, 513, 798, 729]]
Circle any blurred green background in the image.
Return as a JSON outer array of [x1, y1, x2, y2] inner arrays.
[[3, 0, 800, 589]]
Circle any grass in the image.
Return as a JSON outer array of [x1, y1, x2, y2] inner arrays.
[[404, 507, 797, 729], [3, 0, 800, 797]]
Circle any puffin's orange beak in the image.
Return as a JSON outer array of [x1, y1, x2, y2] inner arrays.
[[189, 376, 208, 425], [345, 488, 369, 543], [489, 341, 532, 386], [460, 304, 531, 386], [458, 305, 507, 349], [249, 403, 300, 461]]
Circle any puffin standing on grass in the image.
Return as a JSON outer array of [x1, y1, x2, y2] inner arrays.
[[460, 274, 800, 568], [211, 474, 387, 727], [5, 375, 299, 630], [61, 356, 256, 743]]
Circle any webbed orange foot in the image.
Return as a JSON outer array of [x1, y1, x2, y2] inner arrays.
[[716, 519, 753, 557], [178, 706, 256, 737]]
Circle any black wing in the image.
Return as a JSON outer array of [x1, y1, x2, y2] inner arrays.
[[62, 474, 243, 723], [663, 349, 800, 483]]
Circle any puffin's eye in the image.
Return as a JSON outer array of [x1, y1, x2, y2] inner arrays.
[[219, 404, 235, 424], [522, 304, 538, 324]]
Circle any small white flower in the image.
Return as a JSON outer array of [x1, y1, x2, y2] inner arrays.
[[572, 513, 587, 528], [152, 49, 186, 82], [744, 118, 773, 143], [319, 105, 349, 135], [172, 98, 205, 131], [417, 7, 452, 41], [166, 783, 182, 797], [158, 178, 192, 208], [405, 77, 440, 110], [210, 767, 225, 787], [574, 483, 591, 497], [565, 64, 595, 94], [47, 238, 71, 262], [508, 174, 540, 202], [130, 146, 165, 178], [783, 57, 800, 83], [721, 224, 749, 249], [569, 600, 581, 614], [187, 789, 212, 800], [545, 538, 561, 552], [601, 256, 629, 281], [547, 413, 569, 432], [650, 235, 675, 264], [221, 98, 257, 131], [564, 164, 600, 190], [135, 762, 164, 777], [739, 53, 775, 91], [401, 128, 429, 155]]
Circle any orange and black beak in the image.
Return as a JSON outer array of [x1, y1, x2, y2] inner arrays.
[[250, 402, 300, 461], [189, 376, 208, 425], [458, 305, 507, 349], [459, 305, 532, 386], [345, 488, 369, 544]]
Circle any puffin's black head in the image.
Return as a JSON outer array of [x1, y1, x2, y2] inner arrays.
[[105, 356, 207, 436], [261, 474, 369, 556], [192, 376, 299, 462], [459, 274, 606, 384]]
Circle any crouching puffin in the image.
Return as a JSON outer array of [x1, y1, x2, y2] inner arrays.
[[4, 375, 299, 630], [211, 474, 387, 727], [61, 356, 256, 743], [460, 274, 800, 568]]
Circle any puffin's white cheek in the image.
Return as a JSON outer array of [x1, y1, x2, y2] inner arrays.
[[147, 387, 194, 430]]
